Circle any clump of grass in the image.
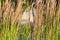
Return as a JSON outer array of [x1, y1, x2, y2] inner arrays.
[[0, 0, 60, 40]]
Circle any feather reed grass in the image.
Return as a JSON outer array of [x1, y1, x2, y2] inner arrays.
[[0, 0, 60, 40]]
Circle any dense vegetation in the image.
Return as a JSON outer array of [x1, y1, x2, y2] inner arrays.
[[0, 0, 60, 40]]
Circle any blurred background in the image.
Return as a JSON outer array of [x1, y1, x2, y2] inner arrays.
[[0, 0, 60, 40]]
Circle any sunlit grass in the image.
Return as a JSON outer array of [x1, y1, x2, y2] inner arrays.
[[0, 0, 60, 40]]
